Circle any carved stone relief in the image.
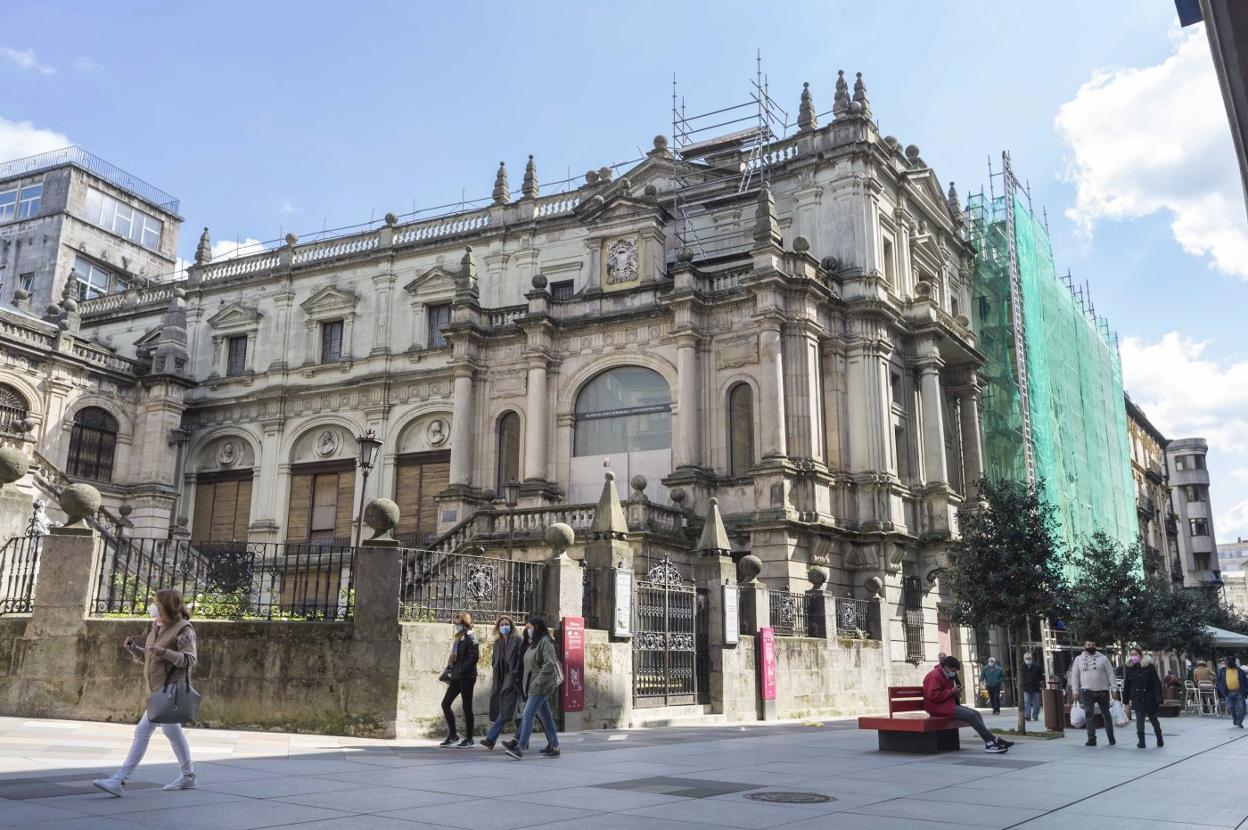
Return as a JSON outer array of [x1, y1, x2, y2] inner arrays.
[[605, 238, 639, 285]]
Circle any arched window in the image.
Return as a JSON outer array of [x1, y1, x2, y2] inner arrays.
[[68, 407, 119, 482], [0, 383, 29, 435], [496, 411, 521, 493], [728, 383, 754, 476], [574, 367, 671, 457]]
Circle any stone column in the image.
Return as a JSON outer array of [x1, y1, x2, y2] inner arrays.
[[958, 381, 984, 493], [523, 356, 549, 482], [448, 366, 475, 487], [251, 419, 284, 540], [353, 537, 400, 642], [674, 333, 701, 469], [917, 354, 948, 486], [758, 319, 787, 459], [694, 555, 737, 715], [738, 581, 771, 633]]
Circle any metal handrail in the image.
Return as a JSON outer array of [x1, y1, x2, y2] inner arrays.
[[0, 145, 179, 213]]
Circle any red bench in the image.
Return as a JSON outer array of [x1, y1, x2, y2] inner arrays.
[[857, 685, 972, 753]]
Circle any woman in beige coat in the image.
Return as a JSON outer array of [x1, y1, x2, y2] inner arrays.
[[93, 588, 198, 797]]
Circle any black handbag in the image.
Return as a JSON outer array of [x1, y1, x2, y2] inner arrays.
[[438, 667, 452, 683], [147, 662, 201, 724]]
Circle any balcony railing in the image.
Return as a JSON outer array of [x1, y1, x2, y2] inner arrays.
[[1136, 494, 1156, 517], [91, 538, 355, 620], [398, 548, 544, 623], [0, 405, 28, 436], [769, 590, 812, 637], [0, 145, 179, 214], [835, 596, 871, 638], [0, 533, 40, 615]]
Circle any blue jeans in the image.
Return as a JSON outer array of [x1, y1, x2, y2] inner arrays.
[[1024, 691, 1041, 720], [515, 693, 558, 751], [1228, 692, 1245, 726], [486, 702, 519, 744]]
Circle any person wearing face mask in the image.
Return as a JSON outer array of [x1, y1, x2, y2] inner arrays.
[[1071, 640, 1117, 746], [1122, 648, 1164, 748], [981, 657, 1004, 715], [481, 615, 525, 750], [439, 612, 480, 748], [923, 656, 1012, 753], [1021, 652, 1044, 722], [1217, 655, 1248, 728], [92, 589, 197, 797], [504, 616, 562, 760]]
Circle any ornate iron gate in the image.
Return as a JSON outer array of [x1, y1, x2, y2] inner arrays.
[[633, 558, 698, 707]]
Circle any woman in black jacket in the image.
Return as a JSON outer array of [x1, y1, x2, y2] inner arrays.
[[1122, 647, 1164, 749], [481, 615, 525, 750], [439, 612, 480, 748]]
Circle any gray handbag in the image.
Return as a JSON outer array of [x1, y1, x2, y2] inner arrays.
[[146, 662, 201, 724]]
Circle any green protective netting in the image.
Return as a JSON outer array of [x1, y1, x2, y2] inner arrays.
[[968, 191, 1137, 557]]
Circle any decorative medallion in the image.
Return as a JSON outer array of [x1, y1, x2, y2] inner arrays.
[[216, 440, 239, 467], [427, 418, 449, 446], [465, 562, 496, 602], [605, 238, 639, 285], [316, 429, 339, 457], [644, 559, 685, 586]]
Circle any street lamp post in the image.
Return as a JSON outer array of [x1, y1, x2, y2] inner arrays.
[[354, 429, 384, 547], [503, 479, 521, 558]]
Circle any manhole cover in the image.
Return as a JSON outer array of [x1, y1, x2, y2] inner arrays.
[[745, 791, 835, 804]]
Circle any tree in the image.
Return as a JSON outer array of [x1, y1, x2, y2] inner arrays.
[[942, 478, 1066, 733], [1135, 581, 1213, 656], [1063, 532, 1143, 655]]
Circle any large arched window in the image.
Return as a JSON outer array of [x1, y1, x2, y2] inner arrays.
[[68, 407, 119, 482], [0, 383, 29, 435], [728, 383, 754, 476], [496, 411, 521, 492], [574, 367, 671, 456]]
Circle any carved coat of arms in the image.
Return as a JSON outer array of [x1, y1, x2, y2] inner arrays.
[[606, 239, 639, 285]]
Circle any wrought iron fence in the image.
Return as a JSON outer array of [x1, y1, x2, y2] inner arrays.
[[92, 538, 355, 620], [0, 533, 40, 614], [398, 548, 544, 623], [769, 589, 812, 637], [834, 596, 871, 638], [581, 566, 600, 629]]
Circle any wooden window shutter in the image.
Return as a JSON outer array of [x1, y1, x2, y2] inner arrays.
[[394, 464, 423, 537], [192, 483, 215, 542], [419, 461, 449, 538], [233, 478, 253, 540], [210, 480, 240, 541], [286, 473, 313, 541], [335, 469, 355, 542]]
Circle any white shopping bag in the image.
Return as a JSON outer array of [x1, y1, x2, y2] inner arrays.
[[1110, 700, 1129, 727], [1070, 701, 1086, 728]]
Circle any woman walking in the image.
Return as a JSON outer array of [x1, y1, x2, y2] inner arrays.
[[439, 612, 480, 748], [92, 589, 197, 797], [1123, 647, 1164, 749], [481, 615, 524, 750], [982, 657, 1004, 715], [504, 616, 561, 760]]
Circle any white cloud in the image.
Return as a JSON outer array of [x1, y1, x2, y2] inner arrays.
[[0, 47, 55, 75], [1056, 24, 1248, 279], [278, 200, 300, 216], [210, 238, 268, 261], [74, 56, 96, 73], [1121, 331, 1248, 537], [0, 117, 70, 162]]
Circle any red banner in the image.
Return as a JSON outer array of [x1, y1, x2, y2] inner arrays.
[[758, 626, 777, 701], [560, 616, 585, 712]]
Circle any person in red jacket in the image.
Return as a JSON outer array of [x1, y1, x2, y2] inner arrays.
[[925, 656, 1012, 753]]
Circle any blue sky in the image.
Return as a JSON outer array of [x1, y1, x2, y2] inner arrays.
[[4, 1, 1248, 540]]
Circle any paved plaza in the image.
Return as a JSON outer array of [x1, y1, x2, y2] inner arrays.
[[0, 711, 1245, 829]]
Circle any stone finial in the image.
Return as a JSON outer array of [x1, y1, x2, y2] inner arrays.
[[461, 244, 477, 282], [852, 72, 871, 117], [11, 286, 28, 312], [630, 474, 648, 497], [833, 70, 850, 118], [597, 166, 614, 183], [492, 161, 510, 205], [589, 469, 629, 540], [797, 82, 817, 132], [807, 565, 828, 589], [363, 497, 399, 541], [946, 181, 962, 216], [792, 235, 811, 254], [545, 522, 576, 558], [194, 227, 212, 266], [522, 155, 539, 200], [59, 482, 101, 528], [753, 183, 781, 248], [696, 497, 731, 556], [737, 553, 762, 584], [285, 232, 298, 247], [585, 169, 600, 186], [649, 134, 671, 158], [384, 212, 398, 226], [0, 446, 29, 487], [905, 144, 921, 164]]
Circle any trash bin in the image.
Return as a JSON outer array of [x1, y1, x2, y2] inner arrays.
[[1043, 686, 1063, 731]]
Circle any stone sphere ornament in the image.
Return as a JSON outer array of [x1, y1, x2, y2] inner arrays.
[[531, 273, 548, 290], [545, 522, 576, 558], [807, 565, 828, 589], [738, 553, 762, 584], [60, 483, 102, 527], [0, 446, 29, 486], [363, 498, 400, 540], [864, 575, 885, 597], [792, 235, 811, 253], [630, 474, 648, 496]]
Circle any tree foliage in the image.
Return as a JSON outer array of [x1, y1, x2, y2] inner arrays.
[[1134, 581, 1213, 656], [1063, 531, 1142, 649]]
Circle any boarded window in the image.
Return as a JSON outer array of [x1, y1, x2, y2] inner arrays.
[[394, 451, 450, 546], [192, 471, 253, 542], [286, 463, 354, 544]]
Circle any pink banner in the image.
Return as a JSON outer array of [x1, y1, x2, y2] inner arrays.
[[560, 616, 585, 712], [758, 626, 777, 701]]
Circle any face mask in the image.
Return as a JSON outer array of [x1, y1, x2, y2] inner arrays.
[[524, 628, 533, 639], [148, 603, 160, 620], [1129, 655, 1141, 665], [499, 625, 512, 636], [1024, 658, 1033, 665], [453, 624, 464, 634]]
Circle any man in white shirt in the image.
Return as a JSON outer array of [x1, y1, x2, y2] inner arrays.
[[1071, 640, 1117, 746]]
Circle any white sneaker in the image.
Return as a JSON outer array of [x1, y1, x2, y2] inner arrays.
[[162, 773, 197, 791], [92, 777, 125, 797]]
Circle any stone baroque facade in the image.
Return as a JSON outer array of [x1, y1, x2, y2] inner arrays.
[[1125, 395, 1181, 583], [1, 78, 986, 673]]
